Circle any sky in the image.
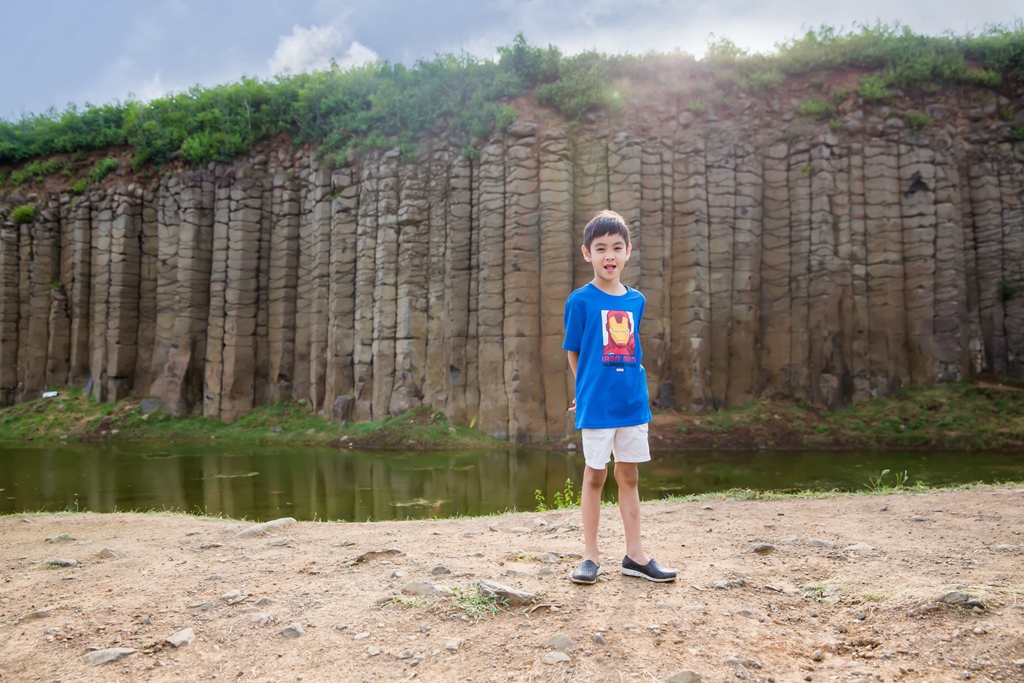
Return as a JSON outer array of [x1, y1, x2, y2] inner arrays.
[[1, 0, 1019, 120]]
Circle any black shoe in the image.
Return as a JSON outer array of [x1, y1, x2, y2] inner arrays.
[[571, 559, 601, 584], [620, 556, 677, 582]]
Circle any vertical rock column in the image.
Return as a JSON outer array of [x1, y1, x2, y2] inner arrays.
[[253, 174, 273, 405], [324, 168, 358, 419], [152, 175, 214, 416], [134, 191, 159, 394], [307, 166, 333, 412], [898, 144, 938, 384], [105, 191, 142, 401], [87, 193, 113, 402], [847, 142, 871, 402], [727, 142, 763, 406], [787, 144, 813, 399], [968, 157, 1006, 373], [219, 179, 263, 422], [475, 139, 508, 438], [759, 143, 792, 393], [292, 167, 314, 404], [267, 173, 300, 402], [423, 147, 450, 412], [443, 154, 473, 425], [864, 140, 910, 393], [66, 198, 92, 385], [608, 131, 643, 289], [46, 199, 71, 387], [352, 159, 379, 421], [572, 132, 609, 289], [538, 129, 575, 437], [372, 153, 400, 419], [0, 215, 17, 406], [705, 136, 736, 407], [671, 135, 711, 412], [203, 181, 231, 418], [391, 162, 429, 415], [931, 145, 969, 381], [20, 207, 60, 399], [638, 140, 671, 405], [1000, 158, 1024, 378], [503, 122, 545, 441]]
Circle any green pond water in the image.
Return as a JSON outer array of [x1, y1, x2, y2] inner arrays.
[[0, 443, 1021, 522]]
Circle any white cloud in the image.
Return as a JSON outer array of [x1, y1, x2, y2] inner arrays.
[[135, 71, 168, 102], [268, 24, 378, 76]]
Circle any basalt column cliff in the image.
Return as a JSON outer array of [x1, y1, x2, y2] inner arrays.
[[1, 92, 1022, 441]]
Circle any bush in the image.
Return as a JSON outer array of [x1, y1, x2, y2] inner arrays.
[[798, 97, 834, 119], [88, 157, 119, 183], [905, 110, 932, 131], [71, 178, 88, 194], [1011, 123, 1024, 142], [11, 205, 37, 224]]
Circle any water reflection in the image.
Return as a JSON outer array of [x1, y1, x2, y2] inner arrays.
[[0, 443, 1021, 522]]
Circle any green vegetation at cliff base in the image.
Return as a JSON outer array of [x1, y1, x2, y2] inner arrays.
[[666, 377, 1024, 451], [0, 390, 498, 450]]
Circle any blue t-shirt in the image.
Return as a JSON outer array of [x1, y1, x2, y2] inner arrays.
[[562, 283, 652, 429]]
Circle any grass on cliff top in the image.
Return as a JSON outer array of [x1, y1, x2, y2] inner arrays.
[[0, 389, 498, 450], [1, 23, 1022, 179], [677, 378, 1024, 450]]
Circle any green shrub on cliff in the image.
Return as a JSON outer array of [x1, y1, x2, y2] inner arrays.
[[88, 157, 119, 183], [11, 205, 37, 224], [0, 25, 1022, 171]]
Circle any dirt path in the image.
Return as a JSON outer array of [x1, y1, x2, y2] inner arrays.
[[2, 487, 1023, 682]]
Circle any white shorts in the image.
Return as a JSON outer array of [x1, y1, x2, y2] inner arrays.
[[581, 423, 651, 470]]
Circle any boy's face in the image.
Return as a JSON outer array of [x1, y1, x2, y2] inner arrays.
[[582, 232, 631, 286]]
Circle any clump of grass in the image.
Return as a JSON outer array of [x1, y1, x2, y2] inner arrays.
[[534, 478, 579, 512], [88, 157, 119, 184], [452, 585, 507, 620], [1010, 124, 1024, 142], [11, 205, 37, 224], [905, 110, 932, 131], [797, 97, 834, 120], [866, 469, 910, 493]]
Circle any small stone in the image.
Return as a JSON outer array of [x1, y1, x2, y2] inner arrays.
[[667, 671, 702, 683], [534, 517, 548, 527], [752, 544, 774, 555], [97, 548, 119, 559], [353, 632, 370, 640], [714, 581, 729, 590], [808, 539, 835, 549], [430, 565, 451, 576], [811, 650, 823, 662], [81, 648, 136, 666], [544, 634, 578, 652], [250, 613, 270, 626], [255, 597, 272, 607], [281, 623, 304, 638], [542, 652, 571, 665], [937, 591, 971, 605], [478, 580, 535, 606], [909, 515, 927, 522], [445, 638, 462, 651], [396, 649, 414, 660], [47, 558, 78, 568], [734, 610, 756, 619], [199, 542, 224, 549], [219, 590, 247, 604], [236, 517, 297, 539], [166, 628, 195, 648], [535, 552, 558, 564], [368, 646, 380, 656], [402, 581, 451, 597], [18, 608, 53, 621], [509, 527, 532, 534], [592, 633, 607, 645], [973, 627, 986, 636], [267, 538, 292, 547], [188, 601, 213, 611]]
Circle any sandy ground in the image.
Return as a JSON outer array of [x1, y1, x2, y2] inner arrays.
[[2, 487, 1023, 683]]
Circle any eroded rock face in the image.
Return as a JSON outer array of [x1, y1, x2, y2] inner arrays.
[[1, 91, 1022, 440]]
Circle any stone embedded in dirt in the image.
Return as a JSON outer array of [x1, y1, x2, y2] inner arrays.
[[544, 634, 578, 652], [188, 601, 213, 611], [351, 548, 406, 564], [81, 648, 137, 666], [592, 634, 607, 645], [812, 649, 823, 661], [509, 527, 532, 534], [251, 613, 270, 627], [396, 649, 414, 660], [353, 632, 370, 640], [910, 515, 928, 522], [376, 596, 400, 606], [268, 538, 292, 547], [666, 670, 701, 683], [937, 591, 972, 605], [733, 610, 756, 619], [445, 638, 462, 651], [995, 544, 1019, 552], [166, 628, 195, 648], [18, 607, 53, 621], [478, 580, 534, 606], [535, 552, 558, 564], [402, 581, 452, 597], [844, 543, 874, 552], [542, 651, 571, 664], [255, 597, 272, 606], [97, 548, 119, 559], [430, 565, 451, 575], [47, 558, 78, 567], [220, 589, 247, 604], [199, 542, 224, 549], [808, 538, 835, 549], [281, 623, 304, 637], [236, 517, 297, 539], [368, 646, 380, 656], [752, 544, 775, 554], [534, 518, 548, 527]]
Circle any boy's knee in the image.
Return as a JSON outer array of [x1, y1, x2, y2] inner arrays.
[[614, 463, 639, 487], [583, 466, 608, 488]]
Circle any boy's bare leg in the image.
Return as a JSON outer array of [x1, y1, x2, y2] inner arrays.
[[614, 462, 650, 565], [581, 465, 607, 564]]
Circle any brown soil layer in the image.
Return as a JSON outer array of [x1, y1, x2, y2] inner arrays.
[[2, 488, 1023, 682]]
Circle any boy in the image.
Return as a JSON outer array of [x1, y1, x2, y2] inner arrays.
[[562, 210, 676, 585]]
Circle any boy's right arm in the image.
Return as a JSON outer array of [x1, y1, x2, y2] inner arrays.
[[567, 351, 579, 412]]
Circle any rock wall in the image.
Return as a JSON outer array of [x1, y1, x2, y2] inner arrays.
[[2, 89, 1023, 441]]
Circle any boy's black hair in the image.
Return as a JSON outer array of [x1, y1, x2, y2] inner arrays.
[[583, 210, 631, 250]]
